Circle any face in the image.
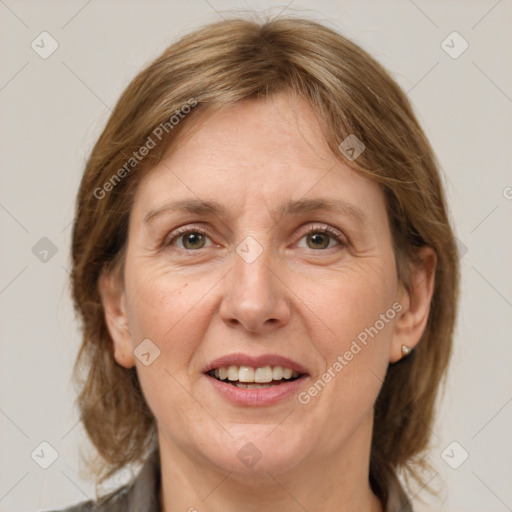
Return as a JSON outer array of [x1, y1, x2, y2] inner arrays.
[[102, 93, 428, 480]]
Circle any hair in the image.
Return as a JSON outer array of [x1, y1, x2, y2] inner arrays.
[[70, 15, 459, 503]]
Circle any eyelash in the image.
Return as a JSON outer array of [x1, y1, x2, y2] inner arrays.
[[164, 224, 346, 251]]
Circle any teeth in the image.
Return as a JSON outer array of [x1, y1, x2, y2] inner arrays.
[[235, 382, 274, 389], [254, 366, 272, 383], [272, 366, 283, 380], [227, 365, 238, 381], [238, 366, 255, 382], [210, 364, 301, 383]]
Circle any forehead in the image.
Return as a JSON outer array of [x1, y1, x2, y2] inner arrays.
[[132, 94, 386, 223]]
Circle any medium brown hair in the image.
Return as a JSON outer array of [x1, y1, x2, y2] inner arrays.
[[71, 15, 459, 500]]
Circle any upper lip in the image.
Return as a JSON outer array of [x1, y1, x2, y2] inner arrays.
[[203, 353, 309, 375]]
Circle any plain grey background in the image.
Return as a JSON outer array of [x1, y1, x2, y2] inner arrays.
[[1, 1, 511, 511]]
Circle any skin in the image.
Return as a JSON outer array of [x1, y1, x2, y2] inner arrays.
[[100, 93, 435, 512]]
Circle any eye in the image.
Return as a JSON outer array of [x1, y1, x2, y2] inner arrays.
[[164, 224, 345, 252], [165, 227, 213, 250], [297, 225, 345, 250]]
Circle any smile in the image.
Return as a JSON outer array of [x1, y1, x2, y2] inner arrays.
[[208, 365, 302, 388], [203, 354, 310, 406]]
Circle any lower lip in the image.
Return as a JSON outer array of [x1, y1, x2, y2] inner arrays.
[[205, 374, 308, 406]]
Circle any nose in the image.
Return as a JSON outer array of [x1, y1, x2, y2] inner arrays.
[[219, 248, 291, 334]]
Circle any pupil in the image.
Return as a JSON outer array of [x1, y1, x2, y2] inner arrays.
[[185, 233, 204, 249], [309, 233, 328, 249]]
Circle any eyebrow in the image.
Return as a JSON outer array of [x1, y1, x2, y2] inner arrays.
[[144, 197, 366, 225]]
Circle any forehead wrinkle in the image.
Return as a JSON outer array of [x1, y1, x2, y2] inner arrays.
[[143, 198, 230, 224], [274, 197, 367, 226], [144, 196, 366, 228]]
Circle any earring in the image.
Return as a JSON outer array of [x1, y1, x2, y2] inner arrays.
[[401, 344, 411, 357]]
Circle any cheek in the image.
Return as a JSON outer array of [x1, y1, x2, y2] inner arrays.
[[123, 258, 232, 378], [290, 258, 399, 454], [308, 260, 397, 344], [125, 260, 207, 338], [123, 266, 215, 419], [297, 257, 398, 405]]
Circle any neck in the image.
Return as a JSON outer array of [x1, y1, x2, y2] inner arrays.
[[158, 417, 384, 512]]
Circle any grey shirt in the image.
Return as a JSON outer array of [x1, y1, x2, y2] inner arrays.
[[48, 448, 412, 512]]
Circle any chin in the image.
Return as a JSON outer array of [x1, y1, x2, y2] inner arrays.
[[196, 423, 309, 478]]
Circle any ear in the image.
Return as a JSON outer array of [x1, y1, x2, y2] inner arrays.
[[98, 265, 135, 369], [390, 246, 436, 363]]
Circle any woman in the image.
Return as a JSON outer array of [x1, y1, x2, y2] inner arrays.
[[59, 16, 459, 512]]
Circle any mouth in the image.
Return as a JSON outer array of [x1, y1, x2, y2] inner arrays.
[[207, 365, 303, 389], [203, 354, 309, 406]]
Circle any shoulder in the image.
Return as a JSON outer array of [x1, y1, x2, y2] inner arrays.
[[382, 467, 413, 512], [41, 446, 161, 512], [41, 485, 130, 512]]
